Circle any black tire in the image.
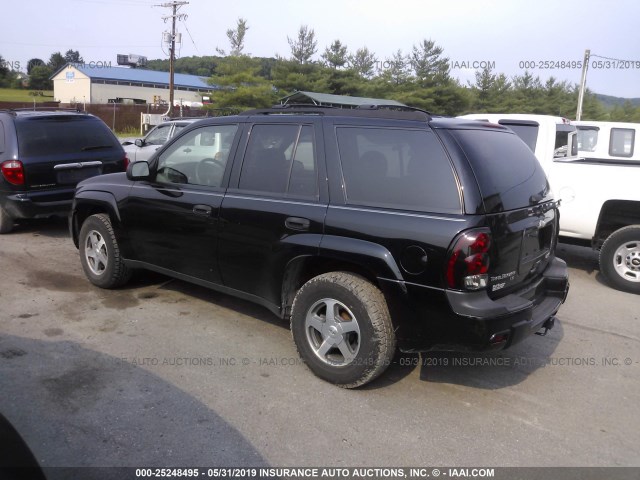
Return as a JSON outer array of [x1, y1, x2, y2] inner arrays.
[[79, 213, 131, 288], [599, 225, 640, 294], [290, 272, 396, 388], [0, 205, 14, 234]]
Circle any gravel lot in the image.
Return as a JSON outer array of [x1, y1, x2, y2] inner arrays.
[[0, 219, 638, 471]]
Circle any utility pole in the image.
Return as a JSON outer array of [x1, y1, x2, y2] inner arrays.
[[576, 49, 591, 121], [157, 1, 188, 116]]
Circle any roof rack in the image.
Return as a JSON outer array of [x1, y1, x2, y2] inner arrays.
[[240, 103, 432, 121], [0, 107, 85, 115], [356, 103, 432, 118]]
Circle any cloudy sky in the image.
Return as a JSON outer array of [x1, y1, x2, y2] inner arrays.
[[2, 0, 639, 98]]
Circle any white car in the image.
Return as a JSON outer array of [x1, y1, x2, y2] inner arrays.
[[459, 114, 640, 294], [122, 118, 201, 163]]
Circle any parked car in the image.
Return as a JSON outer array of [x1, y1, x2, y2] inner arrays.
[[122, 118, 201, 163], [70, 105, 569, 388], [460, 114, 640, 294], [0, 108, 127, 234]]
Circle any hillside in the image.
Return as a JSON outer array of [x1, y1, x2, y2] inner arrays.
[[595, 93, 640, 109]]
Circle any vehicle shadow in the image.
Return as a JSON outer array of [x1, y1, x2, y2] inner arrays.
[[556, 242, 599, 273], [0, 334, 269, 476], [10, 217, 70, 239], [158, 278, 289, 331], [154, 276, 560, 390], [366, 321, 565, 390], [556, 242, 618, 290]]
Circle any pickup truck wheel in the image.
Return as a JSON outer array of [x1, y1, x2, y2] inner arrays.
[[600, 226, 640, 294], [0, 205, 14, 234], [79, 213, 131, 289], [290, 272, 396, 388]]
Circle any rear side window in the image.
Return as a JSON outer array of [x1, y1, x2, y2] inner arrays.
[[577, 126, 599, 152], [452, 129, 550, 212], [609, 128, 635, 157], [239, 124, 318, 198], [336, 127, 461, 214], [16, 116, 119, 157]]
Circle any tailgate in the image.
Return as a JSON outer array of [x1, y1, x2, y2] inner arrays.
[[486, 201, 557, 298]]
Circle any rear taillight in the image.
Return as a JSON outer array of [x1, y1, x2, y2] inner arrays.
[[123, 154, 130, 170], [446, 229, 491, 291], [1, 160, 25, 186]]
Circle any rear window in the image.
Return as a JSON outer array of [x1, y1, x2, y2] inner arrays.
[[499, 122, 539, 152], [336, 127, 461, 214], [452, 129, 550, 212], [16, 116, 119, 157]]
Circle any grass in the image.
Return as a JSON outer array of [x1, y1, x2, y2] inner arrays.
[[0, 88, 55, 103], [115, 126, 142, 138]]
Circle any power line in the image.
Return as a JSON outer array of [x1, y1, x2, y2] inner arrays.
[[155, 1, 189, 115], [183, 21, 200, 54], [591, 53, 638, 63]]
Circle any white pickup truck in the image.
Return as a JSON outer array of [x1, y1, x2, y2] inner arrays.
[[459, 114, 640, 294]]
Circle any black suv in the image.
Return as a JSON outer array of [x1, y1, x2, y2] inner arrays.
[[70, 106, 569, 388], [0, 109, 126, 233]]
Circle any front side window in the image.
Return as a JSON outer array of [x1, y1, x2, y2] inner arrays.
[[609, 128, 635, 157], [336, 127, 461, 214], [239, 124, 317, 198], [145, 124, 172, 145], [156, 124, 238, 187]]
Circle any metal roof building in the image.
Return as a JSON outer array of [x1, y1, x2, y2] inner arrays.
[[280, 91, 406, 108], [51, 63, 216, 105]]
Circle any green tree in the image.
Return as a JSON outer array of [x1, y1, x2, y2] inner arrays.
[[379, 50, 410, 86], [217, 18, 249, 56], [48, 52, 66, 71], [348, 47, 377, 78], [272, 58, 328, 94], [321, 40, 348, 69], [27, 58, 45, 75], [288, 25, 318, 64], [29, 65, 53, 90], [409, 39, 450, 87], [511, 71, 544, 112], [64, 49, 83, 64], [207, 56, 277, 110]]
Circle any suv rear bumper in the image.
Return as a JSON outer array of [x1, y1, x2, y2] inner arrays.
[[381, 257, 570, 352], [1, 189, 75, 219]]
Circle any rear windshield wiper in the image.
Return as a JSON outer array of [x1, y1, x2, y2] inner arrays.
[[81, 145, 113, 151]]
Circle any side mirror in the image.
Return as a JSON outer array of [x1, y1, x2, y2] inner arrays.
[[134, 138, 145, 148], [126, 161, 150, 181]]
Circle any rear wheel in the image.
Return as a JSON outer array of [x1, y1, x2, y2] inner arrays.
[[79, 213, 131, 288], [290, 272, 396, 388], [0, 205, 14, 234], [600, 226, 640, 294]]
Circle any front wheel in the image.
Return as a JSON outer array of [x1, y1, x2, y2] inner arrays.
[[290, 272, 396, 388], [600, 225, 640, 294], [79, 213, 131, 288]]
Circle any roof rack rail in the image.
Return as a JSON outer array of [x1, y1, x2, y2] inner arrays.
[[240, 103, 432, 121], [356, 103, 432, 118], [0, 106, 85, 114]]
